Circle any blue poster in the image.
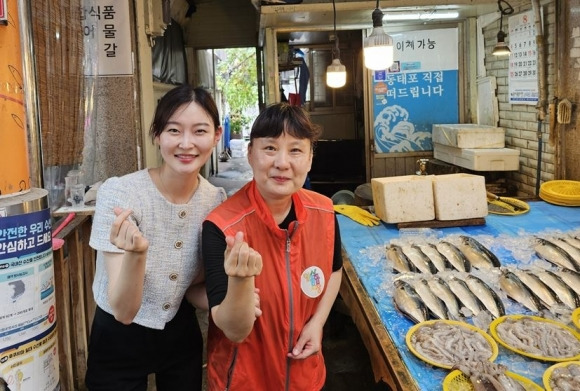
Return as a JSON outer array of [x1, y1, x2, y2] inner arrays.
[[373, 28, 459, 153]]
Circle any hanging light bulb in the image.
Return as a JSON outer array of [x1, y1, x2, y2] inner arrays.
[[492, 0, 513, 56], [326, 0, 346, 88], [363, 1, 394, 70]]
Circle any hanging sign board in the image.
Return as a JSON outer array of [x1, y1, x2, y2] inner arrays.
[[372, 28, 459, 153], [82, 0, 133, 76], [508, 10, 539, 105]]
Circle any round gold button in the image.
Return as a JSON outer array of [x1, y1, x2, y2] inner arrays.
[[174, 241, 183, 249], [178, 210, 186, 218], [169, 273, 178, 281], [162, 302, 171, 311]]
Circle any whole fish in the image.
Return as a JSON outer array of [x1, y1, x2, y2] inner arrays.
[[534, 269, 580, 310], [410, 278, 449, 320], [386, 244, 417, 273], [419, 243, 452, 272], [465, 274, 505, 319], [458, 236, 501, 269], [427, 276, 462, 320], [436, 241, 471, 272], [498, 269, 541, 313], [562, 234, 580, 250], [402, 245, 437, 274], [445, 275, 484, 317], [552, 237, 580, 265], [534, 237, 580, 271], [554, 268, 580, 298], [512, 269, 561, 310], [393, 279, 428, 324]]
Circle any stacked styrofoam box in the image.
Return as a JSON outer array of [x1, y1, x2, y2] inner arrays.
[[432, 124, 520, 171], [432, 173, 488, 220], [230, 139, 247, 158], [371, 175, 435, 223], [371, 173, 487, 224]]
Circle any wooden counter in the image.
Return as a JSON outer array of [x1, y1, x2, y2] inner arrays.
[[339, 252, 418, 391]]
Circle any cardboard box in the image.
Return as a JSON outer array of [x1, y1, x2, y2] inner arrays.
[[432, 124, 505, 149], [432, 174, 488, 220], [434, 143, 520, 171], [371, 175, 435, 224]]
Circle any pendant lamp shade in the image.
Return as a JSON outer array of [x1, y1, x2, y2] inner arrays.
[[363, 5, 394, 70], [326, 58, 346, 88], [326, 0, 347, 88]]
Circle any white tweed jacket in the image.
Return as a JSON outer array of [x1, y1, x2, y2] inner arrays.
[[89, 169, 226, 329]]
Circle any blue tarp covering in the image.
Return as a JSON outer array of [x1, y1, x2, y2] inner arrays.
[[337, 201, 580, 390]]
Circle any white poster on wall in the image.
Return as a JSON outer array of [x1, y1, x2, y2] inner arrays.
[[508, 10, 539, 105], [82, 0, 133, 76]]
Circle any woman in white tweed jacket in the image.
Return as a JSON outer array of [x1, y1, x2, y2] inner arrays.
[[85, 85, 225, 391]]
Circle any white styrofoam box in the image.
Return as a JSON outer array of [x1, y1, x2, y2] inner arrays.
[[432, 124, 505, 149], [432, 174, 488, 220], [434, 143, 520, 171], [371, 175, 435, 224]]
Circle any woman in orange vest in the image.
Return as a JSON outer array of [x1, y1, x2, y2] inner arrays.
[[202, 103, 343, 390]]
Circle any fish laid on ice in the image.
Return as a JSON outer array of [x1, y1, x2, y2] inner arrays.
[[436, 241, 471, 272], [498, 269, 541, 313], [458, 236, 501, 269], [562, 234, 580, 250], [418, 243, 452, 272], [465, 274, 505, 319], [402, 245, 437, 274], [512, 269, 561, 310], [386, 244, 417, 273], [393, 279, 428, 324], [554, 268, 580, 298], [534, 237, 580, 271], [445, 275, 484, 317], [427, 276, 462, 320], [533, 269, 580, 310], [552, 237, 580, 265], [410, 278, 449, 320]]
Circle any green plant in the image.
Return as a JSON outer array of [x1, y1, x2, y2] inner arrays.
[[230, 113, 250, 134]]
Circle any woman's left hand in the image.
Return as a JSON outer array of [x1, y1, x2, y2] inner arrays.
[[287, 320, 323, 360]]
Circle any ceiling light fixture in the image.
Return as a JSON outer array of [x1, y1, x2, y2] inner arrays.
[[492, 0, 514, 56], [363, 0, 394, 71], [383, 11, 459, 22], [326, 0, 346, 88]]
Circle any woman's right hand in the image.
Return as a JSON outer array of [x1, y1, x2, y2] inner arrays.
[[224, 231, 262, 278], [109, 207, 149, 253]]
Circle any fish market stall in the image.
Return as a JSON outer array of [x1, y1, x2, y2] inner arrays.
[[337, 200, 580, 391]]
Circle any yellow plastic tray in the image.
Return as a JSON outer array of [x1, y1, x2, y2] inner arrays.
[[541, 180, 580, 200], [444, 369, 543, 391], [490, 315, 580, 362], [543, 360, 580, 391], [406, 319, 498, 369], [573, 307, 580, 330]]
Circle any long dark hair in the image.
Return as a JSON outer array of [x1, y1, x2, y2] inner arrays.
[[150, 85, 220, 142]]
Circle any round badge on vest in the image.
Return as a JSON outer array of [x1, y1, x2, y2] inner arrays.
[[300, 266, 325, 298]]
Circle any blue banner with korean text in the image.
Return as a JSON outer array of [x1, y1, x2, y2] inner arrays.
[[373, 28, 459, 153]]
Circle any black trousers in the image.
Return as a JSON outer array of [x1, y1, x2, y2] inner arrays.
[[85, 300, 203, 391]]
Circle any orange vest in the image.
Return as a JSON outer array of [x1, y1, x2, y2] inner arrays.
[[205, 180, 335, 391]]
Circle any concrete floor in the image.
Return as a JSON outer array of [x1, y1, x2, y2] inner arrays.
[[149, 152, 391, 390]]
